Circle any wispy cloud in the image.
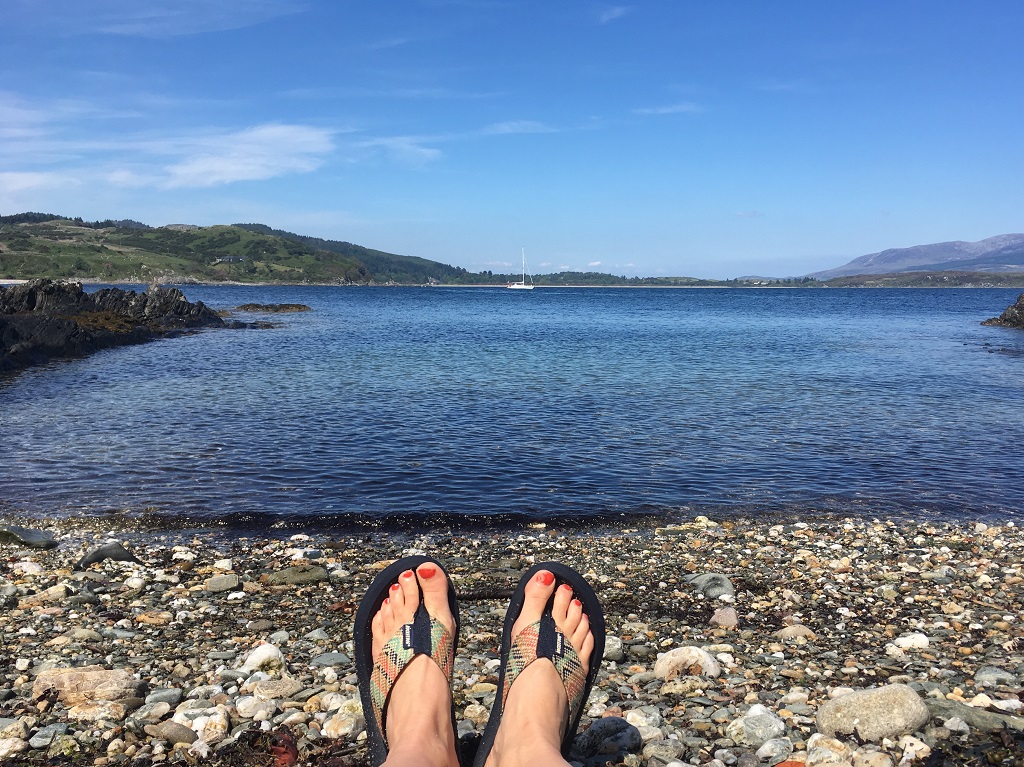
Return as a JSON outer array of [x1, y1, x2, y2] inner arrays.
[[755, 78, 816, 94], [160, 124, 334, 187], [93, 0, 305, 38], [633, 102, 703, 116], [0, 171, 74, 192], [588, 260, 602, 267], [599, 6, 631, 24], [735, 210, 765, 218], [355, 136, 444, 166], [480, 120, 556, 135]]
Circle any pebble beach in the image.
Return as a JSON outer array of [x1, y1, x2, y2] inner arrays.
[[2, 515, 1023, 767]]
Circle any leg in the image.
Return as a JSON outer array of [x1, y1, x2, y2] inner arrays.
[[484, 570, 596, 767], [371, 562, 461, 767]]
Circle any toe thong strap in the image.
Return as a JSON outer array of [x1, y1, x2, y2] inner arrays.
[[502, 613, 587, 719], [369, 603, 455, 737]]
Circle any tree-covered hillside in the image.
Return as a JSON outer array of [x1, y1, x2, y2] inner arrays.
[[0, 216, 369, 284]]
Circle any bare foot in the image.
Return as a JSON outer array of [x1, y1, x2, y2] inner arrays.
[[372, 562, 460, 767], [485, 569, 596, 767]]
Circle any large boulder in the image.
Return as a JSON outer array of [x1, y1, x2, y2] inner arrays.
[[0, 279, 224, 372], [982, 292, 1024, 328]]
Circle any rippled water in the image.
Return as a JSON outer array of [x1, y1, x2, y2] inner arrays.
[[2, 286, 1022, 527]]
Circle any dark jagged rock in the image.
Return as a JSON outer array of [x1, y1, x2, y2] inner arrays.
[[982, 292, 1024, 328], [0, 279, 225, 372], [235, 303, 312, 313]]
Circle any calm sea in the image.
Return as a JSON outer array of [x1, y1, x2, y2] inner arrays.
[[2, 286, 1023, 529]]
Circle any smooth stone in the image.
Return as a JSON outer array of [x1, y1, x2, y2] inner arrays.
[[924, 699, 1024, 733], [128, 701, 171, 723], [893, 633, 929, 650], [264, 565, 329, 586], [973, 666, 1017, 687], [33, 665, 147, 704], [252, 678, 304, 700], [145, 721, 199, 745], [304, 628, 330, 641], [709, 607, 739, 628], [642, 739, 684, 763], [68, 700, 127, 722], [816, 684, 929, 742], [726, 705, 786, 748], [240, 644, 286, 673], [0, 738, 29, 759], [146, 688, 184, 705], [205, 574, 240, 593], [684, 573, 735, 598], [0, 524, 57, 549], [28, 723, 67, 748], [0, 719, 26, 739], [311, 652, 351, 667], [775, 625, 817, 641], [755, 737, 792, 762]]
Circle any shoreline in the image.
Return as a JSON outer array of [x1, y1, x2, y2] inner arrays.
[[4, 278, 1021, 290], [2, 515, 1022, 765]]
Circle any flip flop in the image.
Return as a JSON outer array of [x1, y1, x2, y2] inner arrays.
[[473, 561, 605, 767], [354, 555, 461, 767]]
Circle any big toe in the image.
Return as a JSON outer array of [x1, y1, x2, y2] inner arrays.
[[510, 567, 558, 637], [416, 560, 455, 634]]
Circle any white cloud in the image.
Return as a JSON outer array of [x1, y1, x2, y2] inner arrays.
[[735, 210, 765, 218], [0, 171, 74, 192], [588, 260, 602, 267], [161, 124, 334, 188], [633, 102, 703, 116], [599, 6, 631, 24], [21, 0, 307, 38], [481, 120, 556, 135], [356, 136, 444, 166]]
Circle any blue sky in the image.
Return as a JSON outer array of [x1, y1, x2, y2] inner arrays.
[[2, 1, 1022, 278]]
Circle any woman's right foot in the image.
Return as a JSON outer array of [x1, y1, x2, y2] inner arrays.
[[484, 569, 595, 767]]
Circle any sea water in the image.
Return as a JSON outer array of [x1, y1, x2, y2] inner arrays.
[[2, 286, 1022, 528]]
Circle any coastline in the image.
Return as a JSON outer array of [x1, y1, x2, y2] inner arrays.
[[2, 514, 1021, 765]]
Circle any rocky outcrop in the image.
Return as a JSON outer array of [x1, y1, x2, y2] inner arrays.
[[0, 280, 225, 373], [235, 303, 311, 313], [982, 292, 1024, 328]]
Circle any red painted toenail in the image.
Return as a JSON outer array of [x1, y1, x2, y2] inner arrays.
[[537, 571, 555, 586], [383, 597, 390, 605], [560, 583, 573, 592], [390, 583, 400, 592], [419, 565, 437, 578], [573, 599, 582, 607], [401, 570, 415, 579]]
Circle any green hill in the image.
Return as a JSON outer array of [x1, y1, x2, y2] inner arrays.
[[0, 216, 371, 284]]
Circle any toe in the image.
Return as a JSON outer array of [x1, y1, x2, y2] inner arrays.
[[564, 596, 584, 632], [397, 568, 420, 620], [416, 561, 455, 634], [552, 582, 574, 621], [510, 568, 557, 637]]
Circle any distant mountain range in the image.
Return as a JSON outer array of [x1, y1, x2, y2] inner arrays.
[[807, 234, 1024, 279]]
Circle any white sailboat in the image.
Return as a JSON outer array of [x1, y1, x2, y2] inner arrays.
[[507, 247, 535, 290]]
